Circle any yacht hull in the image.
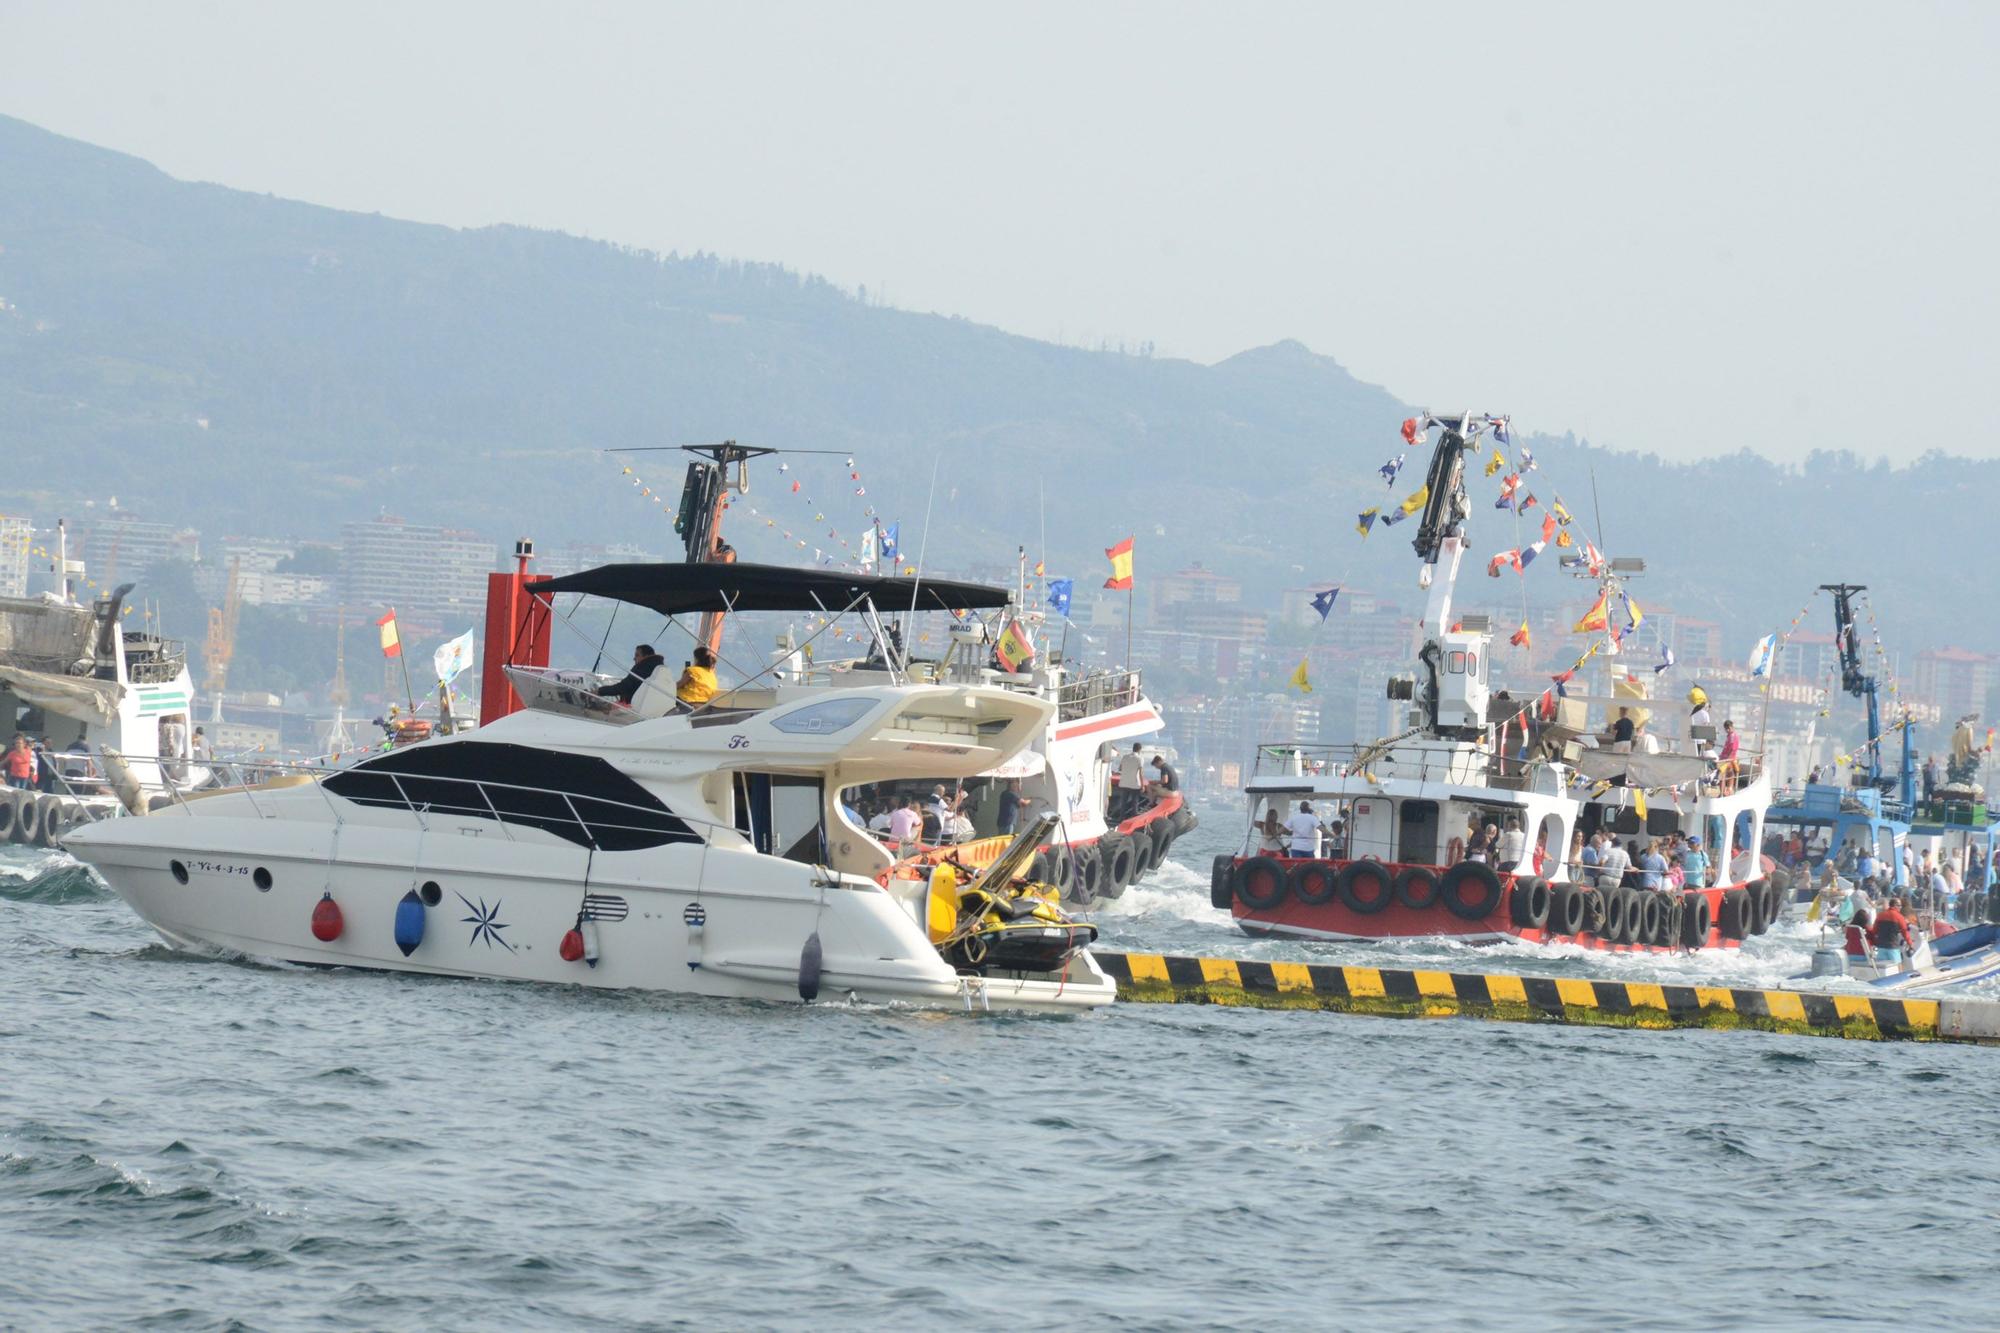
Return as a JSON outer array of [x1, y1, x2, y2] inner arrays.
[[66, 812, 1115, 1013]]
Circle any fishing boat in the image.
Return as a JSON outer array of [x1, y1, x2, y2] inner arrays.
[[1209, 412, 1779, 952], [0, 521, 209, 846], [64, 561, 1115, 1011], [1797, 921, 2000, 992]]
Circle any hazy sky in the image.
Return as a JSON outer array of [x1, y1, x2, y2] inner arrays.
[[3, 1, 1995, 461]]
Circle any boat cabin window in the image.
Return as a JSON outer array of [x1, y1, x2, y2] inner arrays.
[[324, 741, 699, 851], [734, 773, 826, 865], [1398, 800, 1440, 864], [1448, 651, 1466, 674]]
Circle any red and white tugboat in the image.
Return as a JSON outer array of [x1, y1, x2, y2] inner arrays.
[[1207, 412, 1779, 952]]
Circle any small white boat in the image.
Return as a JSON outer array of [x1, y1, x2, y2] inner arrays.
[[1866, 923, 2000, 993]]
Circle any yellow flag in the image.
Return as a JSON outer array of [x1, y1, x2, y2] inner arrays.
[[1288, 656, 1312, 693], [1398, 483, 1429, 516], [1634, 788, 1648, 819], [1484, 449, 1505, 477]]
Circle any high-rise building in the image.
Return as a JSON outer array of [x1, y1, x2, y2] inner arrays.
[[1914, 647, 1998, 723], [0, 515, 30, 598], [340, 517, 497, 633], [83, 514, 201, 587]]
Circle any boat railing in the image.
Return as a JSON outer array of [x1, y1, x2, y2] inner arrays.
[[153, 756, 748, 852], [1056, 669, 1143, 721]]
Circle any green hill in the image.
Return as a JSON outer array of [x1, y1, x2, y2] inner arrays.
[[0, 111, 1989, 670]]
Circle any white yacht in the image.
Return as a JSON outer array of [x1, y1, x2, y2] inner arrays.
[[65, 563, 1115, 1011]]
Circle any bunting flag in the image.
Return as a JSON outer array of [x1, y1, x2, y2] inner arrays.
[[1537, 689, 1557, 721], [1555, 528, 1574, 549], [1494, 473, 1520, 510], [376, 610, 402, 659], [995, 620, 1036, 672], [1573, 593, 1610, 633], [859, 525, 879, 569], [1356, 508, 1379, 537], [1033, 558, 1045, 577], [1492, 417, 1512, 446], [1046, 578, 1074, 616], [1655, 643, 1676, 675], [1487, 549, 1522, 577], [1516, 445, 1535, 472], [1539, 513, 1558, 545], [1518, 492, 1538, 514], [1378, 454, 1406, 486], [1288, 656, 1312, 693], [1518, 537, 1547, 569], [1553, 668, 1575, 697], [1381, 484, 1428, 526], [1622, 593, 1644, 631], [1551, 497, 1573, 525], [1747, 633, 1777, 678], [1400, 417, 1423, 445], [1310, 586, 1340, 621], [1583, 541, 1605, 575], [1485, 449, 1506, 477], [1510, 621, 1532, 648], [1634, 788, 1648, 820], [1104, 537, 1135, 590], [880, 522, 900, 563]]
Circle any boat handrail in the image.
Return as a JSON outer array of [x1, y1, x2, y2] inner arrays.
[[155, 754, 756, 846], [1055, 669, 1142, 721]]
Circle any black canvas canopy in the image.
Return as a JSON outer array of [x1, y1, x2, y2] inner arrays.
[[529, 562, 1013, 617]]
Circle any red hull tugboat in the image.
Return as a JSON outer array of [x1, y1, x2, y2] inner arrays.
[[1208, 412, 1780, 953]]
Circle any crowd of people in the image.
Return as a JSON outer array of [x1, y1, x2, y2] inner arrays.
[[1567, 828, 1714, 891]]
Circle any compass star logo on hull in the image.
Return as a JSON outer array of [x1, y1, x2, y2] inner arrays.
[[456, 892, 517, 952]]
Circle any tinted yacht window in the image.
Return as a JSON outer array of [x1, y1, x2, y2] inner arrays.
[[325, 741, 697, 851]]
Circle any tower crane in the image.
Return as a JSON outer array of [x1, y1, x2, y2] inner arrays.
[[202, 556, 242, 724]]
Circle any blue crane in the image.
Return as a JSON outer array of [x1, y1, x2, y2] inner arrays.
[[1821, 582, 1916, 816]]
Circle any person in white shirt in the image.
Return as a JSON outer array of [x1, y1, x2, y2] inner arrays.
[[1114, 744, 1146, 818], [1284, 801, 1321, 858], [1255, 806, 1287, 856], [1496, 816, 1527, 871], [1596, 838, 1632, 890], [868, 803, 894, 835]]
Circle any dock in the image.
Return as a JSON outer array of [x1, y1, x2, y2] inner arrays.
[[1095, 951, 2000, 1045]]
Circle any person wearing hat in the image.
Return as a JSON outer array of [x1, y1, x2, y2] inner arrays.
[[1681, 835, 1710, 889]]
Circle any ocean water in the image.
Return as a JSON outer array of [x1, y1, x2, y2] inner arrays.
[[4, 830, 1996, 1332]]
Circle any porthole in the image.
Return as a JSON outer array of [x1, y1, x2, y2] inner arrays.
[[170, 860, 189, 885], [419, 881, 442, 907], [253, 867, 273, 892]]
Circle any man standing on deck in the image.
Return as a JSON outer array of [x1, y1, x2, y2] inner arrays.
[[1682, 837, 1710, 889], [1637, 840, 1668, 890], [996, 779, 1025, 836], [1285, 801, 1321, 858], [1114, 743, 1146, 819], [1596, 837, 1632, 890]]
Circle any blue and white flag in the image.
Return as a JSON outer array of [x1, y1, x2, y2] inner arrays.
[[1377, 454, 1405, 486], [433, 629, 475, 685], [1046, 578, 1074, 617], [1654, 643, 1676, 675], [1492, 416, 1512, 446], [1310, 586, 1340, 621], [1517, 445, 1536, 473], [1747, 633, 1777, 678], [879, 522, 900, 564]]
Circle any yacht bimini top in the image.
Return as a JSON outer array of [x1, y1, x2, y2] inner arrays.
[[530, 562, 1012, 616]]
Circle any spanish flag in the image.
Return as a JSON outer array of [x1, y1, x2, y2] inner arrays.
[[376, 609, 402, 659], [1104, 537, 1135, 590], [996, 619, 1036, 672], [1572, 593, 1610, 634], [1288, 656, 1312, 693], [1510, 620, 1531, 648]]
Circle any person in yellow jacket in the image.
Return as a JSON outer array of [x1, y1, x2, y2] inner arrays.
[[676, 645, 720, 709]]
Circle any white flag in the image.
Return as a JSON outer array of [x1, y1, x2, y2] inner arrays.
[[434, 629, 476, 685], [858, 525, 879, 570], [1746, 633, 1776, 679]]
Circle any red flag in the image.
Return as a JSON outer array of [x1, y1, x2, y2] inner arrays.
[[375, 610, 402, 659], [1510, 621, 1532, 648], [1401, 417, 1421, 444]]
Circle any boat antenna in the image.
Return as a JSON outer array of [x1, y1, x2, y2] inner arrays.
[[1589, 465, 1607, 555], [904, 451, 945, 629]]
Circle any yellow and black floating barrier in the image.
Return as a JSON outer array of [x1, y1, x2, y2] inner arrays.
[[1095, 952, 2000, 1046]]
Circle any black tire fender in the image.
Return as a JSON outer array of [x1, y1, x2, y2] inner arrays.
[[1209, 854, 1234, 911], [1291, 860, 1339, 906], [1718, 888, 1751, 941], [1600, 888, 1629, 942], [1131, 834, 1157, 883], [1441, 861, 1505, 921], [1336, 860, 1395, 915], [1679, 891, 1712, 948], [1546, 882, 1586, 938], [1508, 875, 1551, 930], [1232, 855, 1288, 911], [1392, 865, 1441, 911]]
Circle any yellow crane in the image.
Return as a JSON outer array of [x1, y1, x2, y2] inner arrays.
[[202, 556, 242, 723]]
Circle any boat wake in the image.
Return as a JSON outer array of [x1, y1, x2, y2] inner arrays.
[[0, 850, 106, 906]]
